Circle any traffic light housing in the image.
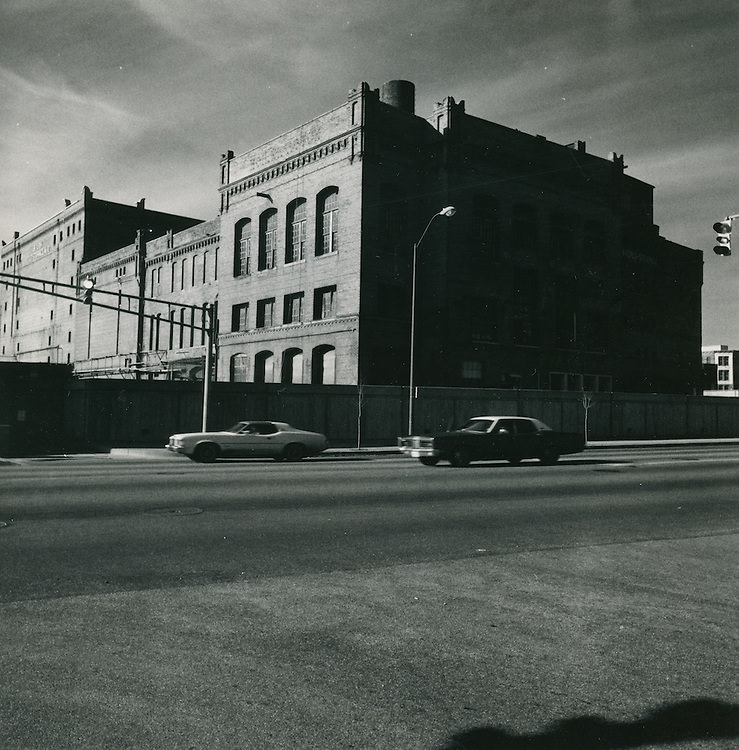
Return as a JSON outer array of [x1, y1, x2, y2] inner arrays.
[[713, 220, 732, 256], [80, 277, 95, 304]]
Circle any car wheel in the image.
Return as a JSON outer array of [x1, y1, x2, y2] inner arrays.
[[449, 448, 470, 467], [192, 442, 219, 463], [283, 443, 305, 462], [539, 446, 560, 465], [419, 456, 439, 466]]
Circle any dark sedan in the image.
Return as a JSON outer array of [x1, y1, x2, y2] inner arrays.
[[398, 415, 585, 467]]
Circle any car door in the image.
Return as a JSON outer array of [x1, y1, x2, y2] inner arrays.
[[228, 422, 277, 457], [512, 418, 539, 458], [490, 418, 518, 459]]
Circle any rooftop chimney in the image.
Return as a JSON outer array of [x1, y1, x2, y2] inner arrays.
[[380, 80, 415, 115]]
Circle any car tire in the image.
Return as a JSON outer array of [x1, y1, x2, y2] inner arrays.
[[192, 442, 219, 463], [539, 446, 560, 465], [449, 448, 470, 467], [419, 456, 439, 466], [283, 443, 305, 462]]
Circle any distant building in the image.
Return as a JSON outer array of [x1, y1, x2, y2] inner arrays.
[[1, 81, 704, 393], [0, 186, 201, 366], [702, 345, 739, 396]]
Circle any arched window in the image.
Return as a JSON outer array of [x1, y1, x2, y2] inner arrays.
[[378, 184, 407, 272], [511, 204, 538, 263], [311, 345, 336, 384], [470, 194, 500, 265], [285, 199, 307, 263], [168, 310, 176, 349], [316, 187, 339, 256], [551, 212, 575, 262], [178, 307, 186, 348], [258, 209, 278, 270], [583, 220, 606, 269], [282, 348, 304, 384], [234, 218, 252, 276], [230, 353, 249, 382], [254, 350, 275, 383]]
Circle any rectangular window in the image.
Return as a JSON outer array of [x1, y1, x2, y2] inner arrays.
[[283, 292, 304, 324], [718, 370, 730, 381], [313, 285, 337, 320], [468, 296, 498, 341], [462, 360, 483, 380], [231, 303, 249, 332], [256, 297, 275, 328], [718, 355, 729, 366]]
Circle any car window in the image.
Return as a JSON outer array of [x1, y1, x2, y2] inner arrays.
[[493, 419, 517, 433], [514, 419, 537, 434], [250, 422, 278, 435], [459, 419, 493, 432]]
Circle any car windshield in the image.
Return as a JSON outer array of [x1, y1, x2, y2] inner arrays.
[[458, 419, 494, 432]]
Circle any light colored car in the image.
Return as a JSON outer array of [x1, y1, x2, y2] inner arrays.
[[167, 420, 327, 463]]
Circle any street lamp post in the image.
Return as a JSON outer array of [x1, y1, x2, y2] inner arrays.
[[408, 206, 456, 435]]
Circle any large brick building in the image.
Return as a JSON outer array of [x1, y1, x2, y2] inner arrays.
[[1, 80, 703, 393], [0, 186, 201, 366]]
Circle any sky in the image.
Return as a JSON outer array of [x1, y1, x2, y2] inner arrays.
[[1, 0, 737, 344]]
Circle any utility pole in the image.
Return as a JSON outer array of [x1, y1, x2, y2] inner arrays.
[[135, 228, 147, 378], [201, 302, 217, 431]]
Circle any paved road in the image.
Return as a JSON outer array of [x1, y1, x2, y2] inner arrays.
[[1, 446, 737, 749]]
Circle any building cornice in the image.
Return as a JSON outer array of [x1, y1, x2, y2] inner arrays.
[[220, 131, 358, 199], [220, 315, 358, 345]]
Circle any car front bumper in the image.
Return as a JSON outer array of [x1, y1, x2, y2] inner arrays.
[[397, 437, 439, 459]]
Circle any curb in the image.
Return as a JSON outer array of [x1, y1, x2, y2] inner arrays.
[[4, 440, 739, 463]]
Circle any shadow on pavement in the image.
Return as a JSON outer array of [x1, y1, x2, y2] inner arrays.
[[440, 698, 739, 749]]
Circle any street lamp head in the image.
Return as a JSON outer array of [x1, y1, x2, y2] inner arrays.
[[439, 206, 456, 217]]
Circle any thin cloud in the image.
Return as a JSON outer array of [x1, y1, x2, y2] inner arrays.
[[0, 65, 140, 125]]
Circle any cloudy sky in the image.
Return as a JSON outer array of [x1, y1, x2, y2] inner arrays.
[[1, 0, 737, 344]]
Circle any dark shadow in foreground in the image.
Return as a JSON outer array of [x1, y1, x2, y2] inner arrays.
[[440, 699, 739, 749]]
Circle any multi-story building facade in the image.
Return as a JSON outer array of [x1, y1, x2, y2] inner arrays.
[[702, 345, 739, 396], [1, 81, 704, 393], [0, 186, 201, 366]]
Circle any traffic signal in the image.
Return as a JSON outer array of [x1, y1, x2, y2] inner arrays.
[[713, 220, 732, 256], [80, 277, 95, 304]]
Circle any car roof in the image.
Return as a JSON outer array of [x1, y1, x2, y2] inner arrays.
[[470, 416, 531, 420], [468, 416, 550, 428]]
